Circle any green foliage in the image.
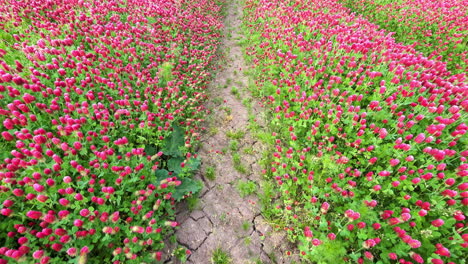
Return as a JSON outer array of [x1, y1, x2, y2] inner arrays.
[[248, 115, 262, 132], [173, 178, 203, 201], [229, 140, 240, 151], [242, 97, 252, 110], [184, 157, 202, 173], [213, 96, 224, 106], [211, 248, 232, 264], [162, 124, 185, 157], [226, 129, 245, 139], [253, 131, 272, 144], [236, 180, 257, 198], [231, 87, 240, 99], [241, 220, 251, 231], [186, 195, 200, 211], [234, 163, 248, 174], [221, 146, 229, 154], [254, 258, 266, 264], [258, 181, 275, 214], [168, 157, 185, 174], [243, 147, 254, 154], [300, 239, 347, 263], [158, 61, 174, 87], [173, 246, 190, 262], [219, 212, 228, 223], [232, 153, 241, 165], [231, 152, 248, 174], [205, 166, 216, 180], [221, 106, 232, 115], [157, 125, 203, 201]]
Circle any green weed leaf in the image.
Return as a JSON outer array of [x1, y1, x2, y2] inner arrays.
[[173, 178, 202, 201]]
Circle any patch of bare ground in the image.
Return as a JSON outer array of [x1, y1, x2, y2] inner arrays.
[[164, 1, 300, 263]]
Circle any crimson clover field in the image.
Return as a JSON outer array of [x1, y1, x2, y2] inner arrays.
[[0, 0, 467, 263], [0, 0, 223, 262], [242, 0, 466, 263]]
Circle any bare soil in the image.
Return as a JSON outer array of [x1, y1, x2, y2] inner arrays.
[[164, 1, 299, 263]]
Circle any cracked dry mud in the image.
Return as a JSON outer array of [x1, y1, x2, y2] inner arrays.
[[163, 1, 299, 264]]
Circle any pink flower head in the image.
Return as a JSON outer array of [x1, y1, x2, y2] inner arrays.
[[0, 208, 12, 216], [431, 219, 444, 227], [379, 128, 388, 139], [352, 212, 361, 220], [320, 202, 330, 213], [73, 219, 84, 227], [344, 209, 355, 219], [414, 133, 426, 143], [379, 170, 391, 177], [32, 250, 44, 259], [80, 246, 89, 255], [26, 210, 42, 219], [80, 209, 90, 217], [63, 176, 72, 183], [453, 211, 465, 221], [389, 217, 401, 225], [401, 213, 411, 221], [408, 239, 421, 248], [58, 210, 70, 219], [67, 247, 77, 256], [155, 251, 162, 261], [59, 198, 70, 206], [12, 189, 24, 196], [436, 163, 447, 171], [435, 245, 451, 257], [364, 251, 373, 260], [410, 252, 424, 263], [304, 226, 313, 238], [458, 183, 468, 190], [389, 159, 400, 166], [363, 239, 376, 248], [312, 238, 321, 246], [445, 178, 455, 186]]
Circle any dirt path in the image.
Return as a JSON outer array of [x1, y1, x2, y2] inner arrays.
[[164, 1, 298, 264]]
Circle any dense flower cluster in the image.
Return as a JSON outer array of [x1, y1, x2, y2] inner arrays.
[[0, 0, 223, 263], [340, 0, 468, 74], [243, 0, 466, 262]]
